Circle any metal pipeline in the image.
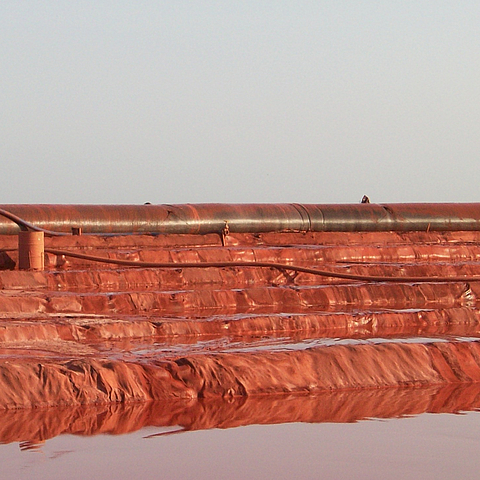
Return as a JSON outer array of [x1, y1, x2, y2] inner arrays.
[[0, 203, 480, 235]]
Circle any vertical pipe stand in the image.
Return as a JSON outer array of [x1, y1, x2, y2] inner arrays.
[[18, 231, 44, 270]]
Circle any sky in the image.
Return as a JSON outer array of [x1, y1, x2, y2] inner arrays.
[[1, 1, 479, 205]]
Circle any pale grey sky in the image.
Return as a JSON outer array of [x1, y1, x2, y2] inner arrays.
[[1, 1, 479, 204]]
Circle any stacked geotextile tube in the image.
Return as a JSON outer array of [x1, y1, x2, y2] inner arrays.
[[0, 203, 480, 235]]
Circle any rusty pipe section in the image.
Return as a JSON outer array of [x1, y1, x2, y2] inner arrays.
[[0, 203, 480, 235]]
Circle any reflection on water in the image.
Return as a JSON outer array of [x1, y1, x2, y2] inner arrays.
[[18, 440, 45, 452], [1, 383, 480, 445], [2, 388, 480, 480]]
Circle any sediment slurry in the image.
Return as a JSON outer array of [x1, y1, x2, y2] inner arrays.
[[1, 230, 480, 411]]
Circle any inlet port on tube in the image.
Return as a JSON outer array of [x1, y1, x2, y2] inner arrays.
[[18, 231, 44, 270]]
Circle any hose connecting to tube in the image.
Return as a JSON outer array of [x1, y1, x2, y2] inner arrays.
[[0, 208, 67, 236], [44, 248, 480, 284]]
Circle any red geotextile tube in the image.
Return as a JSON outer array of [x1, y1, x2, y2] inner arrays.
[[45, 248, 480, 283], [2, 203, 480, 234]]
